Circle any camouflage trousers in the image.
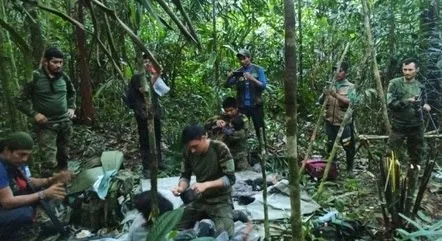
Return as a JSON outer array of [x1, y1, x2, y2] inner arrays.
[[34, 121, 72, 176], [178, 200, 234, 236], [233, 153, 250, 171], [387, 125, 424, 165]]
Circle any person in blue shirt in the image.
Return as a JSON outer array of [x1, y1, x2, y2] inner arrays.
[[0, 132, 73, 239], [225, 49, 268, 149]]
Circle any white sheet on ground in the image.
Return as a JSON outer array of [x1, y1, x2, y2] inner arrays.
[[141, 171, 320, 221]]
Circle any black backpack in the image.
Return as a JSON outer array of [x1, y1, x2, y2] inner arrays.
[[122, 81, 137, 109]]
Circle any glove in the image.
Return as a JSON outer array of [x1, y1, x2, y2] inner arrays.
[[67, 109, 76, 119]]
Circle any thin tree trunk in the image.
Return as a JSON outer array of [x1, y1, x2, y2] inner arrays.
[[140, 67, 159, 219], [361, 0, 391, 134], [24, 1, 45, 68], [0, 28, 19, 130], [76, 0, 95, 124], [258, 128, 269, 240], [299, 43, 350, 174], [386, 0, 396, 83], [284, 1, 303, 241], [316, 106, 354, 196], [297, 0, 302, 89], [211, 0, 219, 83]]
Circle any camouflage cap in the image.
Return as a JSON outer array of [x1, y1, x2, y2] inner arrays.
[[236, 49, 251, 58]]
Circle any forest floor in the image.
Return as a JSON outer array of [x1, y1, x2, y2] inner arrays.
[[16, 122, 442, 241]]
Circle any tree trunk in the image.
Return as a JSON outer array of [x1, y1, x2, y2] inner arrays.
[[75, 0, 95, 124], [386, 0, 397, 83], [361, 0, 391, 134], [283, 1, 303, 241], [316, 107, 353, 196], [420, 0, 441, 129], [0, 28, 19, 130], [24, 2, 45, 69], [212, 0, 219, 83], [142, 69, 160, 219], [299, 43, 350, 174]]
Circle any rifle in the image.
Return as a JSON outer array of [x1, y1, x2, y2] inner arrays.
[[17, 168, 68, 236]]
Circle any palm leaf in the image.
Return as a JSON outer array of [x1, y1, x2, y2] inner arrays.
[[145, 207, 184, 241]]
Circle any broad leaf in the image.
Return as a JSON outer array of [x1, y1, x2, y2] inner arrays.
[[146, 207, 184, 241]]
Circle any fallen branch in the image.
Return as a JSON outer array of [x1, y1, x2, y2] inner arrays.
[[359, 133, 442, 140]]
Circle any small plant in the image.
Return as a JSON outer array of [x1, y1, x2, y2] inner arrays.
[[376, 152, 436, 236], [395, 213, 442, 241]]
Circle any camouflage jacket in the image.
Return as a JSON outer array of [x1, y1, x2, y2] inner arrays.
[[180, 140, 235, 204], [387, 77, 427, 128]]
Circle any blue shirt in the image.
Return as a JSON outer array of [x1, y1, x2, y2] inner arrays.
[[0, 158, 30, 191], [227, 64, 267, 107], [242, 65, 267, 106]]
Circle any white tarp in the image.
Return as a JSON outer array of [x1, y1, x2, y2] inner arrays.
[[141, 171, 320, 221]]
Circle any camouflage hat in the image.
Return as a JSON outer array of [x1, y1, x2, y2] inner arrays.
[[236, 49, 251, 58]]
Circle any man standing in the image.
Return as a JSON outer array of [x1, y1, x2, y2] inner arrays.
[[321, 62, 356, 172], [127, 54, 164, 178], [387, 58, 430, 214], [226, 49, 267, 149], [17, 47, 76, 176], [387, 58, 430, 166], [171, 124, 236, 236], [0, 132, 72, 239]]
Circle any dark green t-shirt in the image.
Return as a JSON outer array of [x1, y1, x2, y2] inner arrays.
[[16, 69, 76, 122], [180, 140, 235, 204]]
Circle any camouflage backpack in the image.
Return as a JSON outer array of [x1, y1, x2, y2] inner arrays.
[[72, 170, 134, 231]]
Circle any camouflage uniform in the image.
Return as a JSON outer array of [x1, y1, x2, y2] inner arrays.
[[16, 69, 76, 176], [386, 77, 427, 165], [178, 140, 236, 236], [205, 114, 250, 171]]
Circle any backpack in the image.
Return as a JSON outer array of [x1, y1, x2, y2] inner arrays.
[[70, 170, 134, 230], [122, 83, 137, 109], [305, 157, 337, 181]]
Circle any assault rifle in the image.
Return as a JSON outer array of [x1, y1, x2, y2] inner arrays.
[[17, 169, 68, 236]]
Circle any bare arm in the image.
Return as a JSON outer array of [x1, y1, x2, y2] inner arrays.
[[0, 186, 40, 209], [333, 92, 350, 106], [30, 177, 50, 189]]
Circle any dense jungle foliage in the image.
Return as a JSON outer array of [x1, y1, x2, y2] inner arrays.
[[1, 0, 441, 240]]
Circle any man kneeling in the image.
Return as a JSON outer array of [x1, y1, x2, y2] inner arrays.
[[171, 124, 236, 236], [0, 132, 73, 239]]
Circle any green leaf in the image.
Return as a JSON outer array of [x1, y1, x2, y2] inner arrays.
[[191, 238, 216, 241], [398, 213, 424, 230], [146, 207, 184, 241]]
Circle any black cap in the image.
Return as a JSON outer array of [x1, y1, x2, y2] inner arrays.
[[44, 47, 64, 60], [236, 49, 251, 58]]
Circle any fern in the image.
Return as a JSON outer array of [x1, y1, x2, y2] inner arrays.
[[146, 207, 184, 241]]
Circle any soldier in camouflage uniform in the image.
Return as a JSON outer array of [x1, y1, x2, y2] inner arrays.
[[387, 58, 431, 165], [205, 97, 250, 171], [16, 47, 76, 177], [387, 58, 431, 214], [172, 124, 236, 236]]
